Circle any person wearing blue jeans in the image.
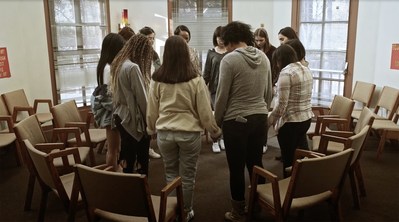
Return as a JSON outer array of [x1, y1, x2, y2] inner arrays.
[[146, 36, 221, 222]]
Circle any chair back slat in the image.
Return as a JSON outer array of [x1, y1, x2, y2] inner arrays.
[[375, 86, 399, 120], [351, 81, 376, 107], [76, 164, 156, 218], [2, 89, 30, 122], [289, 149, 353, 198], [330, 95, 355, 119], [24, 139, 57, 189], [354, 107, 375, 134], [51, 100, 82, 127], [14, 115, 46, 145]]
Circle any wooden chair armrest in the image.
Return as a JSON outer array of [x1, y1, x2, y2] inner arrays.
[[52, 127, 83, 145], [93, 164, 114, 171], [33, 99, 53, 112], [314, 115, 341, 135], [47, 147, 82, 166], [65, 122, 91, 144], [65, 122, 88, 130], [0, 115, 14, 132], [294, 149, 325, 160], [318, 134, 351, 153], [312, 106, 327, 116], [160, 177, 184, 222], [320, 118, 350, 133], [323, 130, 354, 138], [12, 106, 35, 122], [35, 142, 65, 153], [250, 166, 281, 214]]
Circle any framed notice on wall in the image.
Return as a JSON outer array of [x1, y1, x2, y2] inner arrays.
[[391, 43, 399, 70], [0, 47, 11, 78]]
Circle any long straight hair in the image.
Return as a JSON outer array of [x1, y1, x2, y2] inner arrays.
[[152, 36, 199, 84], [254, 28, 272, 53], [110, 34, 153, 94], [272, 44, 298, 75], [96, 33, 125, 86]]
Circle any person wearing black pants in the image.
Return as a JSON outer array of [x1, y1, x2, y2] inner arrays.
[[277, 119, 311, 177], [214, 21, 273, 222], [222, 114, 267, 202], [115, 115, 150, 174], [268, 43, 314, 178]]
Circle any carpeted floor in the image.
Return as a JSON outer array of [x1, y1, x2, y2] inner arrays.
[[0, 133, 398, 221]]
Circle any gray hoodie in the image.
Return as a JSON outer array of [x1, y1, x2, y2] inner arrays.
[[214, 46, 273, 126]]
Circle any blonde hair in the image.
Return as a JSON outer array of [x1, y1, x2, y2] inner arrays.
[[110, 34, 153, 96]]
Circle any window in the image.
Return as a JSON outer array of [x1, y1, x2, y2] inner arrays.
[[292, 0, 358, 106], [44, 0, 109, 107], [169, 0, 231, 71]]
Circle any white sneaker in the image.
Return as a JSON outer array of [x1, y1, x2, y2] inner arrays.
[[263, 145, 268, 153], [219, 139, 225, 150], [186, 210, 194, 222], [149, 148, 161, 159], [212, 142, 221, 153]]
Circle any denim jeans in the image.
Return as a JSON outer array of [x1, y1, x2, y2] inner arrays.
[[222, 114, 267, 201], [157, 131, 202, 211]]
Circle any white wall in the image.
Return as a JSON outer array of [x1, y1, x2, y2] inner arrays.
[[0, 1, 52, 103], [1, 0, 398, 105], [232, 0, 292, 47]]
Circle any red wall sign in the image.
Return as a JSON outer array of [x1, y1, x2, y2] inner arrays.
[[391, 43, 399, 70], [0, 47, 11, 78]]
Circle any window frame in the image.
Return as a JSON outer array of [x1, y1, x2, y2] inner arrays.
[[291, 0, 359, 99], [43, 0, 111, 106]]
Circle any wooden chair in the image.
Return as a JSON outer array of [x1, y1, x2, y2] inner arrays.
[[0, 97, 22, 166], [51, 100, 107, 165], [371, 107, 399, 159], [22, 139, 82, 221], [317, 123, 372, 209], [350, 81, 376, 126], [308, 95, 355, 138], [311, 107, 375, 154], [1, 89, 53, 128], [13, 115, 90, 211], [247, 148, 353, 221], [74, 164, 185, 222], [368, 86, 399, 121]]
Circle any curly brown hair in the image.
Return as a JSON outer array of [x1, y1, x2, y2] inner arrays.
[[110, 34, 153, 93]]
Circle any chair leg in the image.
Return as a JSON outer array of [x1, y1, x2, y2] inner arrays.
[[24, 174, 36, 211], [89, 148, 96, 166], [348, 169, 360, 210], [14, 142, 23, 166], [38, 189, 50, 222], [376, 130, 387, 160], [354, 164, 366, 197], [97, 141, 106, 154]]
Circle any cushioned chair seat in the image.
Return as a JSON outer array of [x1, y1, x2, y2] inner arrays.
[[51, 146, 91, 166], [372, 119, 399, 130], [36, 113, 53, 124], [351, 109, 361, 120], [67, 129, 106, 144], [257, 176, 332, 211], [311, 136, 344, 153], [94, 195, 178, 222], [0, 133, 16, 147]]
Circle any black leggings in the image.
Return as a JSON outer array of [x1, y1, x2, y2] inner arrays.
[[277, 119, 311, 175], [115, 115, 150, 175], [222, 114, 267, 201]]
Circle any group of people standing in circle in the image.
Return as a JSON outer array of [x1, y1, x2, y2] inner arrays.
[[92, 21, 313, 222]]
